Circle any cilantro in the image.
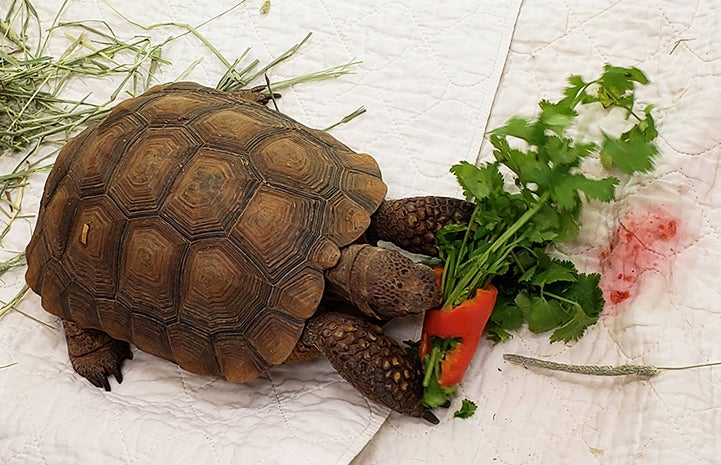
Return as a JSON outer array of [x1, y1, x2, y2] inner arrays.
[[421, 336, 459, 408], [486, 300, 524, 343], [454, 399, 477, 419], [437, 64, 658, 342]]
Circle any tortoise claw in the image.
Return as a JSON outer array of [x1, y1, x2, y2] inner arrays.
[[69, 338, 132, 392], [95, 372, 112, 392], [84, 352, 129, 391], [422, 409, 440, 425], [113, 368, 124, 385]]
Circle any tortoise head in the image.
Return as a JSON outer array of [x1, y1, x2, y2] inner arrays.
[[325, 244, 442, 320], [363, 247, 442, 319]]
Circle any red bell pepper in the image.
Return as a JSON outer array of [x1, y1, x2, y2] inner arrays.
[[419, 284, 498, 387]]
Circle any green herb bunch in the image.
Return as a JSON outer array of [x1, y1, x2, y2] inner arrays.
[[437, 65, 659, 343]]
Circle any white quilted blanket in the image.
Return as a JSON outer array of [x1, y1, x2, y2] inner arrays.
[[2, 0, 720, 464]]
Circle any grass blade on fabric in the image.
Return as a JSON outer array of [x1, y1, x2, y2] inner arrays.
[[324, 106, 367, 131], [265, 61, 360, 93], [0, 284, 28, 319], [0, 283, 55, 329], [0, 252, 25, 274], [242, 32, 312, 85]]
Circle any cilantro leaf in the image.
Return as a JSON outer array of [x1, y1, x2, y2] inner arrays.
[[544, 136, 595, 166], [561, 74, 595, 106], [596, 65, 649, 110], [564, 272, 604, 320], [601, 134, 658, 174], [485, 321, 514, 343], [539, 100, 577, 137], [604, 64, 650, 86], [491, 116, 537, 144], [546, 272, 604, 342], [549, 305, 598, 343], [450, 161, 504, 202], [530, 258, 578, 286], [488, 300, 524, 337], [454, 399, 478, 419], [552, 174, 618, 208], [522, 295, 569, 333]]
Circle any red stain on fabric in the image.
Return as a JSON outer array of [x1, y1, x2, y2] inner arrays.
[[599, 207, 682, 312]]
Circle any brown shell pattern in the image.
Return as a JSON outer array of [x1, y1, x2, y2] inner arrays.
[[25, 82, 387, 383]]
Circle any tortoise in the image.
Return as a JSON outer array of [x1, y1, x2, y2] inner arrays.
[[25, 82, 473, 424]]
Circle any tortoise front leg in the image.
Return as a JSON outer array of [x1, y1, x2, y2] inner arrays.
[[365, 197, 474, 256], [302, 311, 438, 424], [62, 319, 133, 391]]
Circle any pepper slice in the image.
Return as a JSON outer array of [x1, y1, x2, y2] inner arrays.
[[419, 285, 498, 387]]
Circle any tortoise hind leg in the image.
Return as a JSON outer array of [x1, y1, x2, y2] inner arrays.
[[365, 197, 475, 256], [62, 319, 133, 391], [301, 311, 438, 424]]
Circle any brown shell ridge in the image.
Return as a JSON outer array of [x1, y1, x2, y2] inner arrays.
[[36, 175, 81, 261], [129, 308, 175, 363], [98, 94, 160, 132], [339, 169, 387, 213], [36, 259, 72, 319], [115, 218, 191, 321], [40, 125, 94, 205], [102, 113, 158, 153]]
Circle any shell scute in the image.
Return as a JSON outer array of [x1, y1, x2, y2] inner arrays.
[[161, 147, 259, 238]]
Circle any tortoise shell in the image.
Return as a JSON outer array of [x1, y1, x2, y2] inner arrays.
[[25, 82, 387, 382]]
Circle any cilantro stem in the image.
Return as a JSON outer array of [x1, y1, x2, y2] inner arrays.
[[455, 205, 481, 276], [600, 87, 642, 121], [444, 191, 552, 307], [422, 344, 443, 388], [541, 290, 583, 312]]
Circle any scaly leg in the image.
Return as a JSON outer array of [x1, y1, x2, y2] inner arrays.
[[62, 319, 133, 391], [365, 196, 474, 256], [301, 311, 438, 424]]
